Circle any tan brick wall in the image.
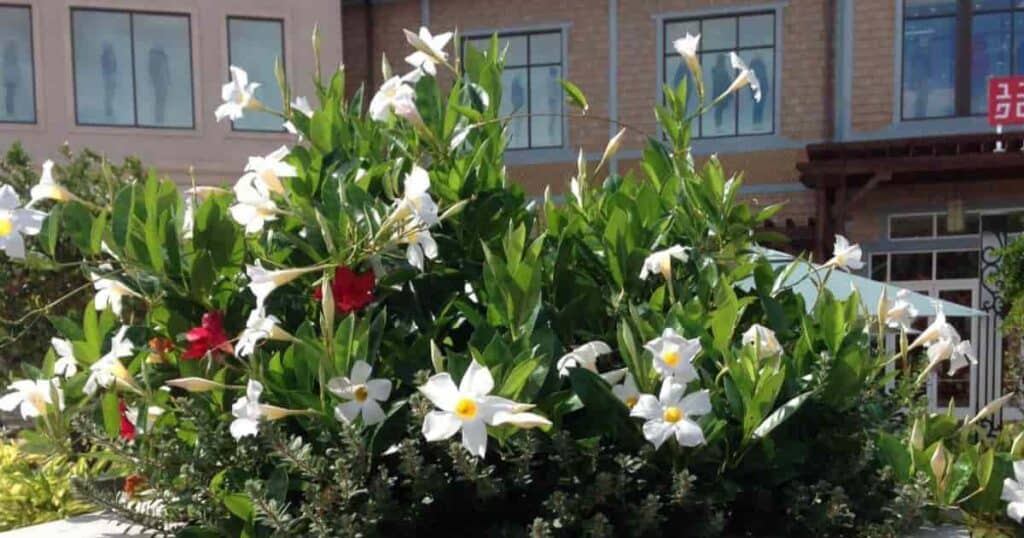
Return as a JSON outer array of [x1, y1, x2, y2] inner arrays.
[[851, 0, 896, 134]]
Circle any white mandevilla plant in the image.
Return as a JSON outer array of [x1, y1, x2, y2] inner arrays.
[[328, 360, 392, 426]]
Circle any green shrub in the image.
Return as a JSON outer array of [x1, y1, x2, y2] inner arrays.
[[0, 143, 139, 378], [0, 440, 97, 531], [0, 26, 1016, 537]]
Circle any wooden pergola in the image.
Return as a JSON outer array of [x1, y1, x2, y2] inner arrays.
[[798, 132, 1024, 259]]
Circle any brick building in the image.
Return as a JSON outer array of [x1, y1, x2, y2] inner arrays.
[[0, 1, 1021, 418]]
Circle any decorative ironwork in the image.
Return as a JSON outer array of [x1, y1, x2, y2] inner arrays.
[[977, 215, 1010, 435]]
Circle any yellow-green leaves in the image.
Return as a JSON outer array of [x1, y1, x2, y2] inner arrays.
[[559, 79, 589, 113]]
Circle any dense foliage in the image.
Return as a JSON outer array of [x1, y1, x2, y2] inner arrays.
[[0, 143, 137, 376], [1, 26, 1022, 537]]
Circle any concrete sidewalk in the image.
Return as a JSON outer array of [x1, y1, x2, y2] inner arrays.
[[0, 512, 155, 537]]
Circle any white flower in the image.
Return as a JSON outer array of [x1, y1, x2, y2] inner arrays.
[[165, 377, 226, 393], [925, 324, 976, 375], [124, 405, 164, 434], [726, 52, 762, 103], [403, 27, 453, 76], [741, 324, 782, 359], [1002, 460, 1024, 523], [291, 96, 313, 118], [631, 378, 711, 449], [644, 328, 701, 381], [91, 273, 142, 316], [236, 307, 291, 357], [369, 76, 417, 122], [909, 305, 950, 350], [84, 327, 135, 395], [0, 184, 46, 260], [243, 146, 297, 195], [29, 160, 77, 206], [230, 379, 265, 439], [640, 245, 691, 281], [884, 289, 919, 331], [51, 337, 78, 378], [394, 165, 440, 227], [823, 234, 864, 271], [673, 33, 702, 86], [403, 226, 438, 271], [328, 360, 392, 426], [556, 341, 613, 377], [230, 176, 279, 235], [215, 65, 260, 122], [246, 261, 322, 309], [419, 359, 551, 458], [0, 379, 63, 419], [611, 371, 640, 409]]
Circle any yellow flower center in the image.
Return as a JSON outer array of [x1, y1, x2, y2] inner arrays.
[[625, 396, 638, 409], [0, 216, 12, 237], [454, 398, 478, 420], [26, 391, 47, 415], [663, 350, 680, 367], [353, 385, 369, 402], [663, 406, 683, 423]]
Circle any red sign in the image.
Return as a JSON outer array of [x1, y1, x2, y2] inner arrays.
[[988, 76, 1024, 125]]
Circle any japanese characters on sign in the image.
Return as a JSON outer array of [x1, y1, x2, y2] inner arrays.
[[989, 76, 1024, 125]]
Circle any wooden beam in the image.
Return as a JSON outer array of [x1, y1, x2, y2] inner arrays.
[[847, 169, 892, 208]]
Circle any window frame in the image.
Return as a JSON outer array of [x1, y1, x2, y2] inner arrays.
[[900, 0, 1024, 120], [0, 3, 36, 124], [69, 6, 195, 130], [660, 10, 778, 139], [460, 28, 567, 151], [226, 15, 286, 133]]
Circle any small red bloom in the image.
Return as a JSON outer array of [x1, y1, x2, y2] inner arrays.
[[124, 474, 145, 498], [313, 267, 375, 314], [119, 399, 136, 441], [183, 311, 234, 360]]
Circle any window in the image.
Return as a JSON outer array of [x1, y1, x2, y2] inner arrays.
[[889, 210, 982, 239], [228, 17, 284, 132], [464, 31, 564, 149], [71, 9, 193, 128], [902, 0, 1024, 119], [663, 12, 775, 137], [0, 5, 35, 123]]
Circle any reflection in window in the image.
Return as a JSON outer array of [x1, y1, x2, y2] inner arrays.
[[663, 12, 775, 137], [890, 214, 935, 238], [72, 9, 193, 128], [228, 18, 285, 132], [0, 6, 34, 123], [464, 31, 564, 149], [903, 0, 1024, 118]]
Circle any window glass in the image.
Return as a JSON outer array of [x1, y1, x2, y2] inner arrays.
[[902, 17, 957, 119], [132, 14, 193, 128], [702, 51, 736, 137], [0, 6, 34, 123], [890, 252, 934, 281], [664, 13, 775, 137], [228, 18, 284, 132], [936, 251, 979, 279], [971, 13, 1012, 114], [737, 48, 773, 134], [73, 10, 135, 125], [739, 14, 774, 47], [871, 254, 889, 281], [937, 212, 980, 235], [529, 65, 562, 147], [702, 17, 737, 50], [906, 0, 958, 17], [975, 0, 1013, 10], [890, 215, 935, 238], [465, 31, 564, 149]]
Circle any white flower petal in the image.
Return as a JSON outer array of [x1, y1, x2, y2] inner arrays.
[[459, 359, 494, 398], [460, 418, 488, 458], [422, 410, 461, 441]]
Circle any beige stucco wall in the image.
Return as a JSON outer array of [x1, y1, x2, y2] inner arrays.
[[0, 0, 343, 186]]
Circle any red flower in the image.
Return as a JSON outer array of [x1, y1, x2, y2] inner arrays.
[[313, 267, 375, 314], [183, 311, 234, 360], [124, 474, 145, 498], [119, 400, 136, 441]]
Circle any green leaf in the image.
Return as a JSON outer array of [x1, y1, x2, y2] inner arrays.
[[559, 79, 589, 112], [101, 391, 120, 438], [751, 391, 812, 440], [222, 493, 254, 522], [877, 432, 913, 481], [498, 358, 539, 400], [567, 368, 637, 445]]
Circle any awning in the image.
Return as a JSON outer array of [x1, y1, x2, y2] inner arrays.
[[738, 248, 987, 318]]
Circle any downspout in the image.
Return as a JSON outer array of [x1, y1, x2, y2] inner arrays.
[[421, 0, 430, 28], [608, 0, 619, 175], [365, 0, 375, 90], [833, 0, 853, 141]]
